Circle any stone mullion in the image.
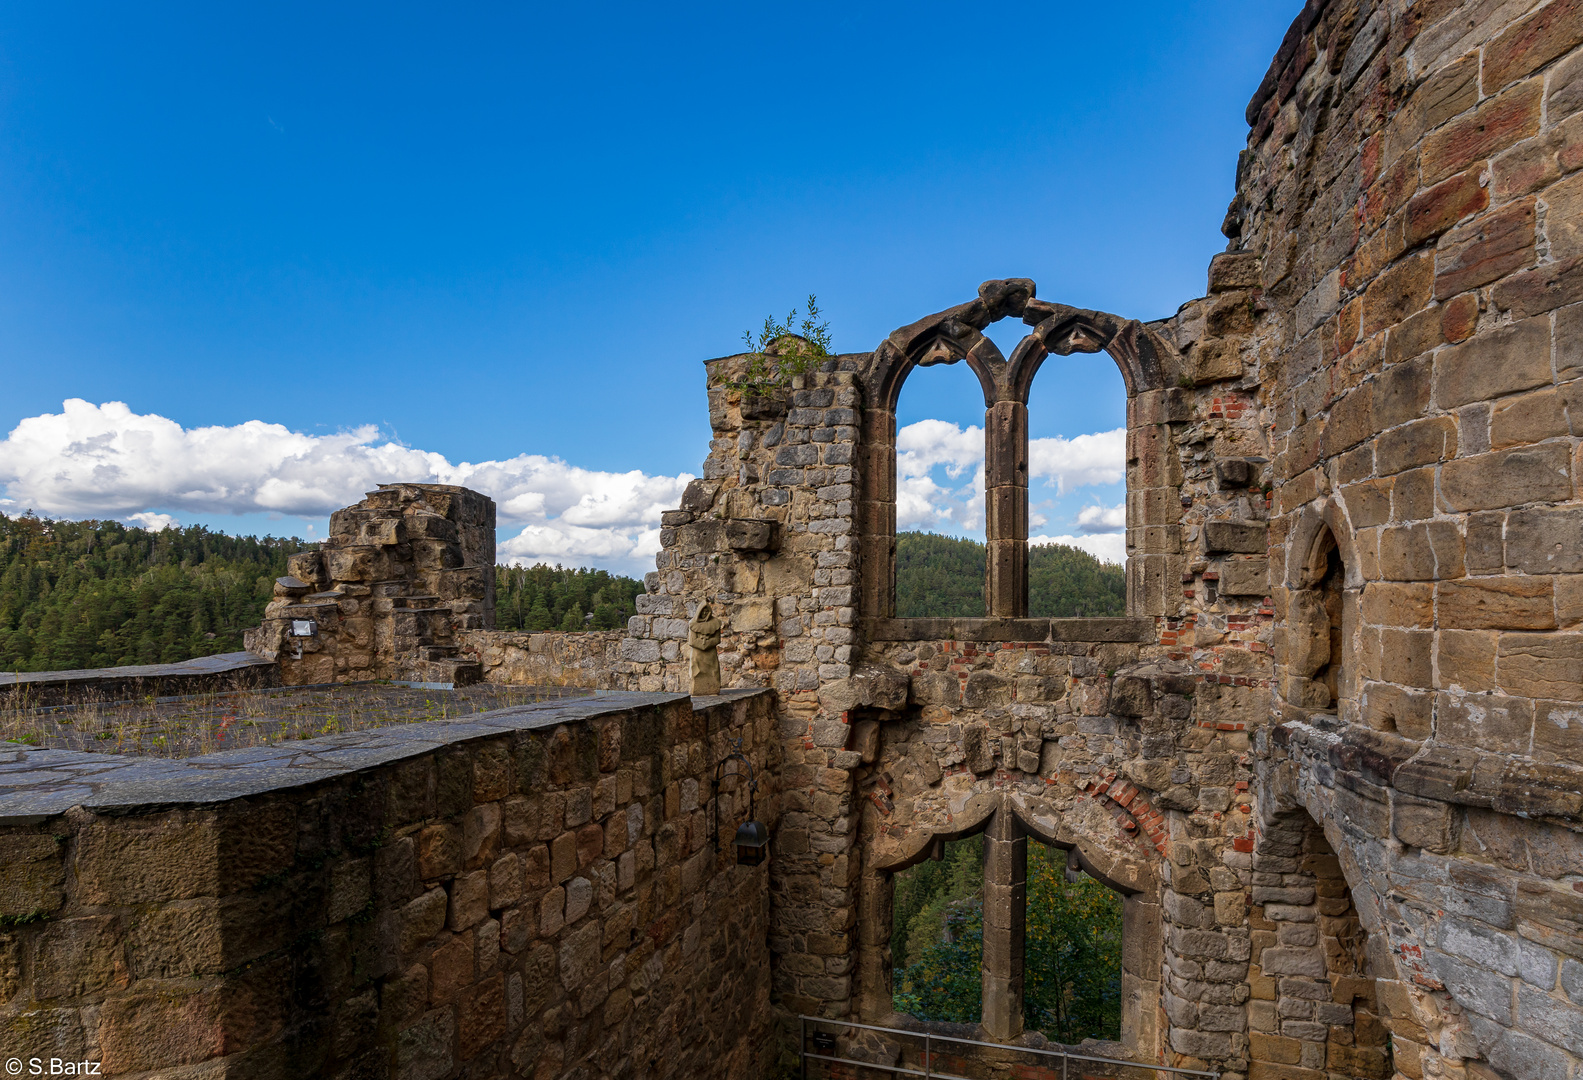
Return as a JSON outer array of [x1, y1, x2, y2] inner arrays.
[[980, 809, 1026, 1039], [1125, 390, 1186, 618], [860, 408, 896, 620], [984, 401, 1029, 618]]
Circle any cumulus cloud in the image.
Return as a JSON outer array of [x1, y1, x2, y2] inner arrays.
[[895, 420, 986, 528], [126, 511, 179, 532], [0, 400, 693, 573], [895, 419, 1125, 534], [1031, 532, 1126, 565], [1028, 429, 1126, 493], [1074, 503, 1126, 535]]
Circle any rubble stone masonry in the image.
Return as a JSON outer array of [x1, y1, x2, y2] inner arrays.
[[596, 0, 1583, 1076]]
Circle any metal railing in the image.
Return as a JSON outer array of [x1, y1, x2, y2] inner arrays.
[[798, 1016, 1220, 1080]]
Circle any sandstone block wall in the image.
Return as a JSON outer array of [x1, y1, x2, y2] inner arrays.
[[603, 1, 1583, 1076], [245, 484, 495, 686], [0, 690, 779, 1080]]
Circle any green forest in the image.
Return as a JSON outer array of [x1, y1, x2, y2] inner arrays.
[[493, 563, 643, 632], [0, 512, 647, 673], [891, 836, 1123, 1043], [895, 531, 1126, 618], [0, 512, 311, 672]]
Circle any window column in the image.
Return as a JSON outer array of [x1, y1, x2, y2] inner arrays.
[[981, 808, 1026, 1039], [984, 399, 1028, 618]]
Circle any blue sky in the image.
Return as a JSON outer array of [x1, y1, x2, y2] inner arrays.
[[0, 2, 1294, 573]]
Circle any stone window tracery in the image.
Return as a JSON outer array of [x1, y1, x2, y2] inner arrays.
[[857, 280, 1182, 637], [869, 801, 1159, 1049]]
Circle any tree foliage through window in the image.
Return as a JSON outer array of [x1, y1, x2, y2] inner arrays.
[[892, 836, 1123, 1043], [895, 532, 1126, 619]]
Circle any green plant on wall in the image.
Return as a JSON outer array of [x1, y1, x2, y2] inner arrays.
[[725, 294, 833, 393]]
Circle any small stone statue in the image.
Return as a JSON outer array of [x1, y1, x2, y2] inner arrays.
[[688, 602, 723, 696]]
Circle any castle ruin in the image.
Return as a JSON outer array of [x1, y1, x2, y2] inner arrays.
[[4, 1, 1583, 1077]]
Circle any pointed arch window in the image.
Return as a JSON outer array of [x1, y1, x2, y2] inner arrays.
[[857, 280, 1178, 637]]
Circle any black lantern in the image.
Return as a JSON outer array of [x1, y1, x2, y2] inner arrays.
[[712, 741, 769, 866], [732, 820, 769, 866]]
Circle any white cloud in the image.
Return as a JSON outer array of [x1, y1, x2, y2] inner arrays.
[[897, 419, 983, 479], [895, 419, 1124, 535], [1028, 429, 1126, 493], [1, 401, 1128, 575], [0, 400, 693, 574], [126, 511, 179, 532], [1031, 533, 1126, 565], [1075, 503, 1126, 534]]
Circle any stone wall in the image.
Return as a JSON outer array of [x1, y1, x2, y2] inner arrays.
[[604, 1, 1583, 1076], [245, 483, 495, 686], [0, 689, 780, 1079], [1232, 0, 1583, 1074], [458, 630, 638, 691]]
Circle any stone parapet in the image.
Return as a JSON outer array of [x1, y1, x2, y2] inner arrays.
[[0, 688, 780, 1079], [457, 629, 635, 690], [0, 650, 278, 708]]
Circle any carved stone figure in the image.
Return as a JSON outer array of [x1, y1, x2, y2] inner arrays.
[[687, 602, 723, 695]]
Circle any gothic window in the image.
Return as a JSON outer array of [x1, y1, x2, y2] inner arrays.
[[886, 820, 1129, 1045], [859, 281, 1179, 634]]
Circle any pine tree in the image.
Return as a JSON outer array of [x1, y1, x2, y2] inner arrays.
[[524, 597, 554, 631]]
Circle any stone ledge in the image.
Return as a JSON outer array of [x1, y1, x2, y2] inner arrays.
[[1271, 718, 1583, 827], [0, 651, 279, 707], [0, 688, 771, 822], [862, 617, 1155, 644]]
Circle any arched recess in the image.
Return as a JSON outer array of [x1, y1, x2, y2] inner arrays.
[[1244, 809, 1396, 1080], [1281, 499, 1360, 721], [859, 793, 1162, 1052], [857, 279, 1184, 627]]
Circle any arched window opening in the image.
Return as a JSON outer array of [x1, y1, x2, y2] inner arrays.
[[1024, 351, 1129, 617], [893, 357, 989, 617], [889, 833, 1124, 1045], [1289, 526, 1347, 711], [891, 834, 984, 1024], [860, 286, 1177, 629], [1023, 843, 1123, 1043], [1248, 813, 1390, 1080]]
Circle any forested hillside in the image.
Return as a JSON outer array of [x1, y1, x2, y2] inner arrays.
[[0, 512, 647, 673], [895, 531, 1126, 618], [2, 517, 1113, 672], [0, 513, 309, 672], [494, 564, 643, 631]]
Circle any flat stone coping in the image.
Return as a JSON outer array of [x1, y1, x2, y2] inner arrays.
[[0, 651, 275, 688], [0, 651, 278, 702], [861, 617, 1155, 644], [0, 688, 770, 824]]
